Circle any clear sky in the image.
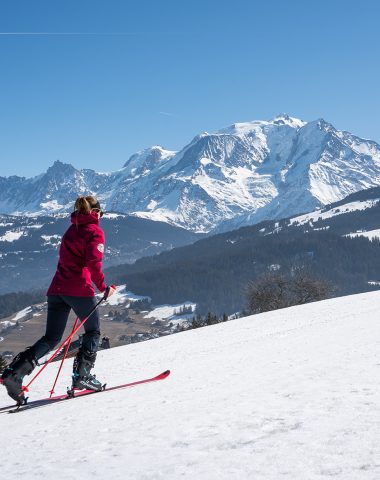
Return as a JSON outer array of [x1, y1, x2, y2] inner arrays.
[[0, 0, 379, 177]]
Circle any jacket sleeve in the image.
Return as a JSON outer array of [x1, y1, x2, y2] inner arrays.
[[85, 227, 107, 293]]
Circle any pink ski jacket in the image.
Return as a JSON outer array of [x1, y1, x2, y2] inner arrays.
[[47, 211, 107, 297]]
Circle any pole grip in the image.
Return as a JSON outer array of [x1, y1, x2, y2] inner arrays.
[[103, 284, 116, 301]]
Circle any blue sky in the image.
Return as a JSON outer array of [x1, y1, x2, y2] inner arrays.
[[0, 0, 379, 177]]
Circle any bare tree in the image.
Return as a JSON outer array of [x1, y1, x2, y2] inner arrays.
[[291, 269, 331, 305], [246, 270, 331, 315]]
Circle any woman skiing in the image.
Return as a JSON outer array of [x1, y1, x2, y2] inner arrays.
[[1, 195, 115, 403]]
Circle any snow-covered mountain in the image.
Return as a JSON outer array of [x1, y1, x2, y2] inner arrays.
[[2, 114, 380, 233], [2, 184, 380, 298], [1, 291, 379, 479]]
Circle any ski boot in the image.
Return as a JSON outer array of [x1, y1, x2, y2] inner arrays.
[[1, 348, 38, 404], [71, 348, 103, 392]]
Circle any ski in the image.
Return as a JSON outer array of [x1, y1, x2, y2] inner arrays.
[[1, 369, 170, 414]]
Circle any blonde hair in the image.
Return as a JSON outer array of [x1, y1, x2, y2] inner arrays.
[[74, 195, 100, 214]]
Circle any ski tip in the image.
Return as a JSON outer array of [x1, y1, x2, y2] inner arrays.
[[157, 370, 171, 379]]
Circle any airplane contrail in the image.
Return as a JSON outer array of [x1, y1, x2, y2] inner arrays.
[[0, 32, 179, 36], [159, 111, 177, 117]]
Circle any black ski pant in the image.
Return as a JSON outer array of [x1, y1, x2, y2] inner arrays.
[[32, 295, 101, 360]]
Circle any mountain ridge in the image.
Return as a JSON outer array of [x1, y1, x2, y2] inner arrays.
[[1, 114, 380, 233]]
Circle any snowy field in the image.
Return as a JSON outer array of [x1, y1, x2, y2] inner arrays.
[[1, 291, 380, 479], [144, 302, 197, 324], [346, 229, 380, 241], [102, 284, 151, 306], [289, 199, 379, 226]]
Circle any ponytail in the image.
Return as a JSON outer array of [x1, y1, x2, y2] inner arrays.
[[74, 196, 91, 214], [74, 195, 101, 214]]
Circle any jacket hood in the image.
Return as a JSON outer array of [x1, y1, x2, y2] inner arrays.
[[70, 211, 100, 226]]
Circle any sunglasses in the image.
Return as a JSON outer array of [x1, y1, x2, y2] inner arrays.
[[91, 208, 104, 217]]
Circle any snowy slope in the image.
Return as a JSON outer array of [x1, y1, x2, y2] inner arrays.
[[2, 115, 380, 232], [347, 229, 380, 240], [1, 291, 380, 479], [289, 199, 380, 226]]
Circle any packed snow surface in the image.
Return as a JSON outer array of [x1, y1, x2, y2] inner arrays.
[[1, 292, 380, 479]]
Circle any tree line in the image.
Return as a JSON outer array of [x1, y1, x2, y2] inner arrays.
[[0, 290, 45, 319], [106, 229, 380, 315]]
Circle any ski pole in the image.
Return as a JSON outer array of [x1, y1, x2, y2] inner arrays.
[[21, 286, 114, 396], [22, 295, 105, 395], [48, 317, 79, 397]]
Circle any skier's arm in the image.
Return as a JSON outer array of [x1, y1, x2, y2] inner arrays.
[[85, 229, 107, 293]]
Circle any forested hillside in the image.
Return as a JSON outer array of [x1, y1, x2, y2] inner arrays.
[[106, 229, 380, 314]]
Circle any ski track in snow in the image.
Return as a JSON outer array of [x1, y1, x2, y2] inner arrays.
[[1, 291, 380, 479]]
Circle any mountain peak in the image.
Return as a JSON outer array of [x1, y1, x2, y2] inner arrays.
[[124, 146, 176, 167], [47, 160, 77, 175], [306, 118, 335, 133], [272, 114, 306, 128], [1, 115, 380, 233], [218, 115, 306, 136], [122, 146, 176, 178]]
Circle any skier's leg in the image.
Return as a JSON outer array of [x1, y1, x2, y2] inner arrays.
[[62, 296, 101, 352], [32, 295, 72, 359], [1, 296, 71, 403], [0, 348, 38, 403], [61, 296, 102, 391]]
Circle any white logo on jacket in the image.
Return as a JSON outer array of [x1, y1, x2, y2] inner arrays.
[[97, 243, 105, 253]]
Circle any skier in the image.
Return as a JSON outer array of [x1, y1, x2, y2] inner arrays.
[[1, 195, 116, 403]]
